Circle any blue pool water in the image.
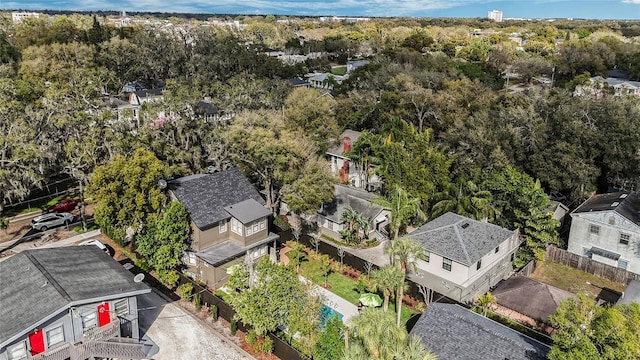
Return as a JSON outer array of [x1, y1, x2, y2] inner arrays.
[[320, 304, 343, 328]]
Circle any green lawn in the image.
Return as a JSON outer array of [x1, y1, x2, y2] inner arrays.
[[3, 195, 66, 217], [331, 66, 347, 76], [530, 261, 626, 298], [299, 258, 417, 324]]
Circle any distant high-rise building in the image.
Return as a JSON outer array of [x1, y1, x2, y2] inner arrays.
[[12, 12, 40, 23], [488, 10, 503, 22]]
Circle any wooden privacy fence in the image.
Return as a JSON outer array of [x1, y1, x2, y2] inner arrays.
[[546, 246, 640, 285], [176, 275, 308, 360], [516, 260, 537, 277]]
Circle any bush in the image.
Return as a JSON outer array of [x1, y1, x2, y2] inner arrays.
[[245, 329, 258, 345], [355, 275, 369, 293], [194, 294, 202, 310], [274, 215, 291, 231], [230, 318, 238, 335], [177, 283, 193, 301], [210, 304, 218, 321], [252, 335, 273, 354], [158, 269, 179, 286]]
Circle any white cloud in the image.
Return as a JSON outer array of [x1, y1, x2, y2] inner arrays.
[[621, 0, 640, 4]]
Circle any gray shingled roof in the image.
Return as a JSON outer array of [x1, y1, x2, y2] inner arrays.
[[0, 247, 150, 347], [618, 280, 640, 305], [169, 168, 266, 230], [572, 192, 640, 227], [492, 277, 575, 323], [408, 212, 515, 266], [225, 199, 272, 224], [318, 184, 384, 225], [410, 303, 550, 360], [326, 129, 362, 157]]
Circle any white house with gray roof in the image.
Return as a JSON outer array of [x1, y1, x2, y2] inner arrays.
[[0, 247, 152, 360], [567, 192, 640, 275], [407, 212, 521, 303], [169, 168, 279, 288], [410, 303, 550, 360]]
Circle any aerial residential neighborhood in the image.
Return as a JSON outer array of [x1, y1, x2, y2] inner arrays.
[[1, 5, 640, 360]]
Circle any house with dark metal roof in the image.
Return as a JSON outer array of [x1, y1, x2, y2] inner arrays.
[[567, 192, 640, 275], [0, 247, 152, 360], [169, 168, 279, 288], [410, 303, 550, 360], [406, 212, 521, 303], [315, 184, 390, 243], [492, 276, 576, 324]]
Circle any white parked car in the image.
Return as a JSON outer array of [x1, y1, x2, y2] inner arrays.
[[30, 212, 74, 231], [78, 239, 111, 256]]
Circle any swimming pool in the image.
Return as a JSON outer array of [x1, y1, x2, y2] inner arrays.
[[320, 304, 344, 328]]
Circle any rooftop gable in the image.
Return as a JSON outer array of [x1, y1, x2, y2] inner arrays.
[[169, 168, 266, 229], [408, 212, 515, 266], [326, 129, 362, 157], [318, 184, 384, 224], [410, 303, 550, 360], [572, 192, 640, 227], [0, 247, 149, 347]]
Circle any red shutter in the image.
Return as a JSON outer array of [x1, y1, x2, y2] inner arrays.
[[98, 303, 111, 327], [28, 329, 45, 355]]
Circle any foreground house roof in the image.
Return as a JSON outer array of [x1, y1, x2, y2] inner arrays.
[[410, 303, 550, 360], [169, 168, 266, 230], [572, 192, 640, 227], [408, 212, 515, 266], [0, 247, 150, 347], [492, 276, 575, 323]]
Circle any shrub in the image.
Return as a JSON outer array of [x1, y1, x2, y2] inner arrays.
[[255, 335, 274, 354], [245, 329, 258, 345], [210, 304, 219, 321], [416, 301, 426, 312], [274, 215, 291, 231], [177, 283, 193, 301], [194, 294, 202, 310], [355, 275, 369, 293], [158, 269, 179, 286], [230, 318, 238, 335]]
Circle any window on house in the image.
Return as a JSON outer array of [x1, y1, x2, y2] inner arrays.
[[328, 221, 334, 231], [189, 253, 196, 265], [259, 220, 266, 230], [231, 218, 242, 235], [81, 311, 97, 329], [442, 258, 452, 271], [425, 251, 430, 263], [476, 260, 482, 270], [619, 233, 630, 245], [494, 246, 499, 254], [246, 220, 262, 236], [219, 220, 227, 233], [45, 325, 64, 348], [114, 299, 129, 316], [7, 341, 27, 360], [589, 224, 600, 235], [618, 260, 629, 270]]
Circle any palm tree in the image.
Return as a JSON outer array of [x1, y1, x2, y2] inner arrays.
[[374, 184, 426, 241], [347, 307, 407, 359], [391, 335, 438, 360], [354, 211, 370, 244], [341, 207, 359, 244], [431, 177, 496, 222], [387, 237, 426, 327], [344, 130, 380, 190], [370, 265, 404, 312]]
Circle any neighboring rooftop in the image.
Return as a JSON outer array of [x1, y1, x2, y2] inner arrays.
[[492, 276, 576, 323], [318, 184, 384, 224], [0, 247, 150, 347], [225, 198, 272, 224], [169, 167, 266, 230], [326, 129, 363, 157], [410, 303, 550, 360], [572, 192, 640, 227], [196, 233, 279, 267], [618, 280, 640, 305], [408, 212, 515, 266]]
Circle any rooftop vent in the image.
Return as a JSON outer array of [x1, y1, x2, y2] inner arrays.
[[620, 194, 628, 198], [611, 202, 620, 207], [461, 223, 470, 229]]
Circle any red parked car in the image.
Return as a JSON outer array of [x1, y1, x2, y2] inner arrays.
[[47, 198, 80, 213]]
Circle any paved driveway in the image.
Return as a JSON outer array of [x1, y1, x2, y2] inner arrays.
[[137, 291, 251, 360]]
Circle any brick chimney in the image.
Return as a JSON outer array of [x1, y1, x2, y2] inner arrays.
[[343, 136, 351, 153]]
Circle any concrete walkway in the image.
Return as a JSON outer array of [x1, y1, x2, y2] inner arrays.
[[299, 276, 359, 324], [319, 235, 392, 268]]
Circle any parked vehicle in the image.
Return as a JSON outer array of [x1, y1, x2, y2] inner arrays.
[[78, 239, 111, 256], [47, 198, 80, 213], [30, 212, 74, 231]]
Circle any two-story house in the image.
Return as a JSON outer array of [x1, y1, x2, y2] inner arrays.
[[169, 168, 279, 288], [326, 130, 380, 190], [407, 212, 521, 303], [567, 192, 640, 275], [0, 247, 152, 360], [315, 184, 390, 242]]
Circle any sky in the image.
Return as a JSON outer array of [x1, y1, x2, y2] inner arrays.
[[3, 0, 640, 20]]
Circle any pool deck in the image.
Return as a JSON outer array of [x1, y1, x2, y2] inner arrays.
[[301, 276, 359, 323]]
